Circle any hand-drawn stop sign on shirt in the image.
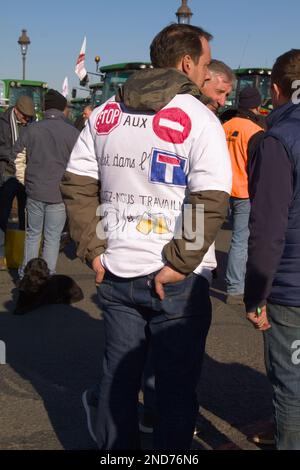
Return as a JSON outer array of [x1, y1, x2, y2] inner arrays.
[[152, 107, 192, 144], [95, 102, 122, 135]]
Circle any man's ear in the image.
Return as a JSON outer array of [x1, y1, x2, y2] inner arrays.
[[271, 81, 289, 108], [271, 82, 281, 101], [182, 54, 192, 75]]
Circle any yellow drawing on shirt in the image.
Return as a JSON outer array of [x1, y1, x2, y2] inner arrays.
[[136, 212, 170, 235]]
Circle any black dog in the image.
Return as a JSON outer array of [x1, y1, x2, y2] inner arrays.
[[14, 258, 84, 315]]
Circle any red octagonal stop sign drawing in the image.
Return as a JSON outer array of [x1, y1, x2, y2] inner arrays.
[[95, 102, 122, 135], [152, 107, 192, 144]]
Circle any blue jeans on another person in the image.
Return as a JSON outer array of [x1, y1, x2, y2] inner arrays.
[[20, 197, 66, 276], [226, 197, 251, 295], [95, 271, 212, 450], [264, 303, 300, 450]]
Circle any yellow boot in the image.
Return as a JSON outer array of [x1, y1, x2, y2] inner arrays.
[[0, 256, 7, 271]]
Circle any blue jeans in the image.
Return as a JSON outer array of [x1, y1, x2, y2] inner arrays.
[[95, 271, 212, 450], [226, 197, 251, 295], [20, 197, 66, 276], [264, 303, 300, 450]]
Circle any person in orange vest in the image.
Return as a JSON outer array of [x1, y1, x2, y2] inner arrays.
[[223, 86, 264, 304]]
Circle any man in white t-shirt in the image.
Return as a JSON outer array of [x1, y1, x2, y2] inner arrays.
[[61, 23, 232, 450]]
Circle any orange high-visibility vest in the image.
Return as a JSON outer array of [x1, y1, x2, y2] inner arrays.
[[223, 117, 263, 198]]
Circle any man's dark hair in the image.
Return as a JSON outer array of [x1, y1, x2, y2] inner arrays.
[[271, 49, 300, 98], [150, 23, 213, 68]]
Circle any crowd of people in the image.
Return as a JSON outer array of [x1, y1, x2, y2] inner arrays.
[[0, 21, 300, 451]]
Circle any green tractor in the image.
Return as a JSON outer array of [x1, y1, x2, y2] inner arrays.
[[89, 62, 153, 109], [89, 82, 103, 109], [69, 96, 91, 122], [0, 78, 48, 120], [72, 62, 152, 119], [225, 67, 273, 116], [90, 64, 272, 118]]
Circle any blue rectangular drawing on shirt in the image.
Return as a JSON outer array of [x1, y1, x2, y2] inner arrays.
[[149, 149, 187, 187]]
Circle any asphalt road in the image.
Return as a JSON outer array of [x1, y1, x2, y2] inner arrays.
[[0, 225, 273, 451]]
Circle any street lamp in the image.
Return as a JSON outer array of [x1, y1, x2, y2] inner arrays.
[[95, 55, 101, 73], [176, 0, 193, 24], [18, 29, 30, 80]]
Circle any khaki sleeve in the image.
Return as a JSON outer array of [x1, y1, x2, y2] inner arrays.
[[163, 190, 229, 274], [60, 171, 106, 264], [15, 147, 27, 184]]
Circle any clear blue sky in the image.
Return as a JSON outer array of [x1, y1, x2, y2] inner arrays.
[[1, 0, 299, 96]]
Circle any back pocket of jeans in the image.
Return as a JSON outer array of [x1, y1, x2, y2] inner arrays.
[[163, 274, 196, 299]]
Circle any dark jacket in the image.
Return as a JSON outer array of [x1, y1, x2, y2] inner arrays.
[[15, 109, 79, 203], [267, 103, 300, 305], [0, 107, 25, 181], [0, 108, 15, 164], [245, 101, 300, 311]]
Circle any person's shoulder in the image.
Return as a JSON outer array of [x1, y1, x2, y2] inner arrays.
[[223, 115, 246, 126], [23, 119, 42, 135], [243, 119, 264, 139], [222, 117, 236, 131], [62, 118, 80, 133], [171, 94, 220, 127], [172, 93, 209, 111], [0, 108, 11, 124], [253, 134, 286, 164], [225, 115, 262, 133], [261, 133, 285, 148], [49, 115, 79, 132], [28, 118, 42, 128], [90, 98, 115, 117]]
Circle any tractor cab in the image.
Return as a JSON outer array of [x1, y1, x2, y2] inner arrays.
[[69, 96, 91, 122], [0, 79, 48, 120], [89, 82, 104, 109], [89, 62, 153, 108], [225, 68, 273, 116]]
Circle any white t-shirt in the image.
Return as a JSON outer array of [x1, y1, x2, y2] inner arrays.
[[67, 94, 232, 280]]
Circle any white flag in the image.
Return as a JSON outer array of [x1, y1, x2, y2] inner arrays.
[[62, 76, 69, 97], [75, 37, 87, 81]]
